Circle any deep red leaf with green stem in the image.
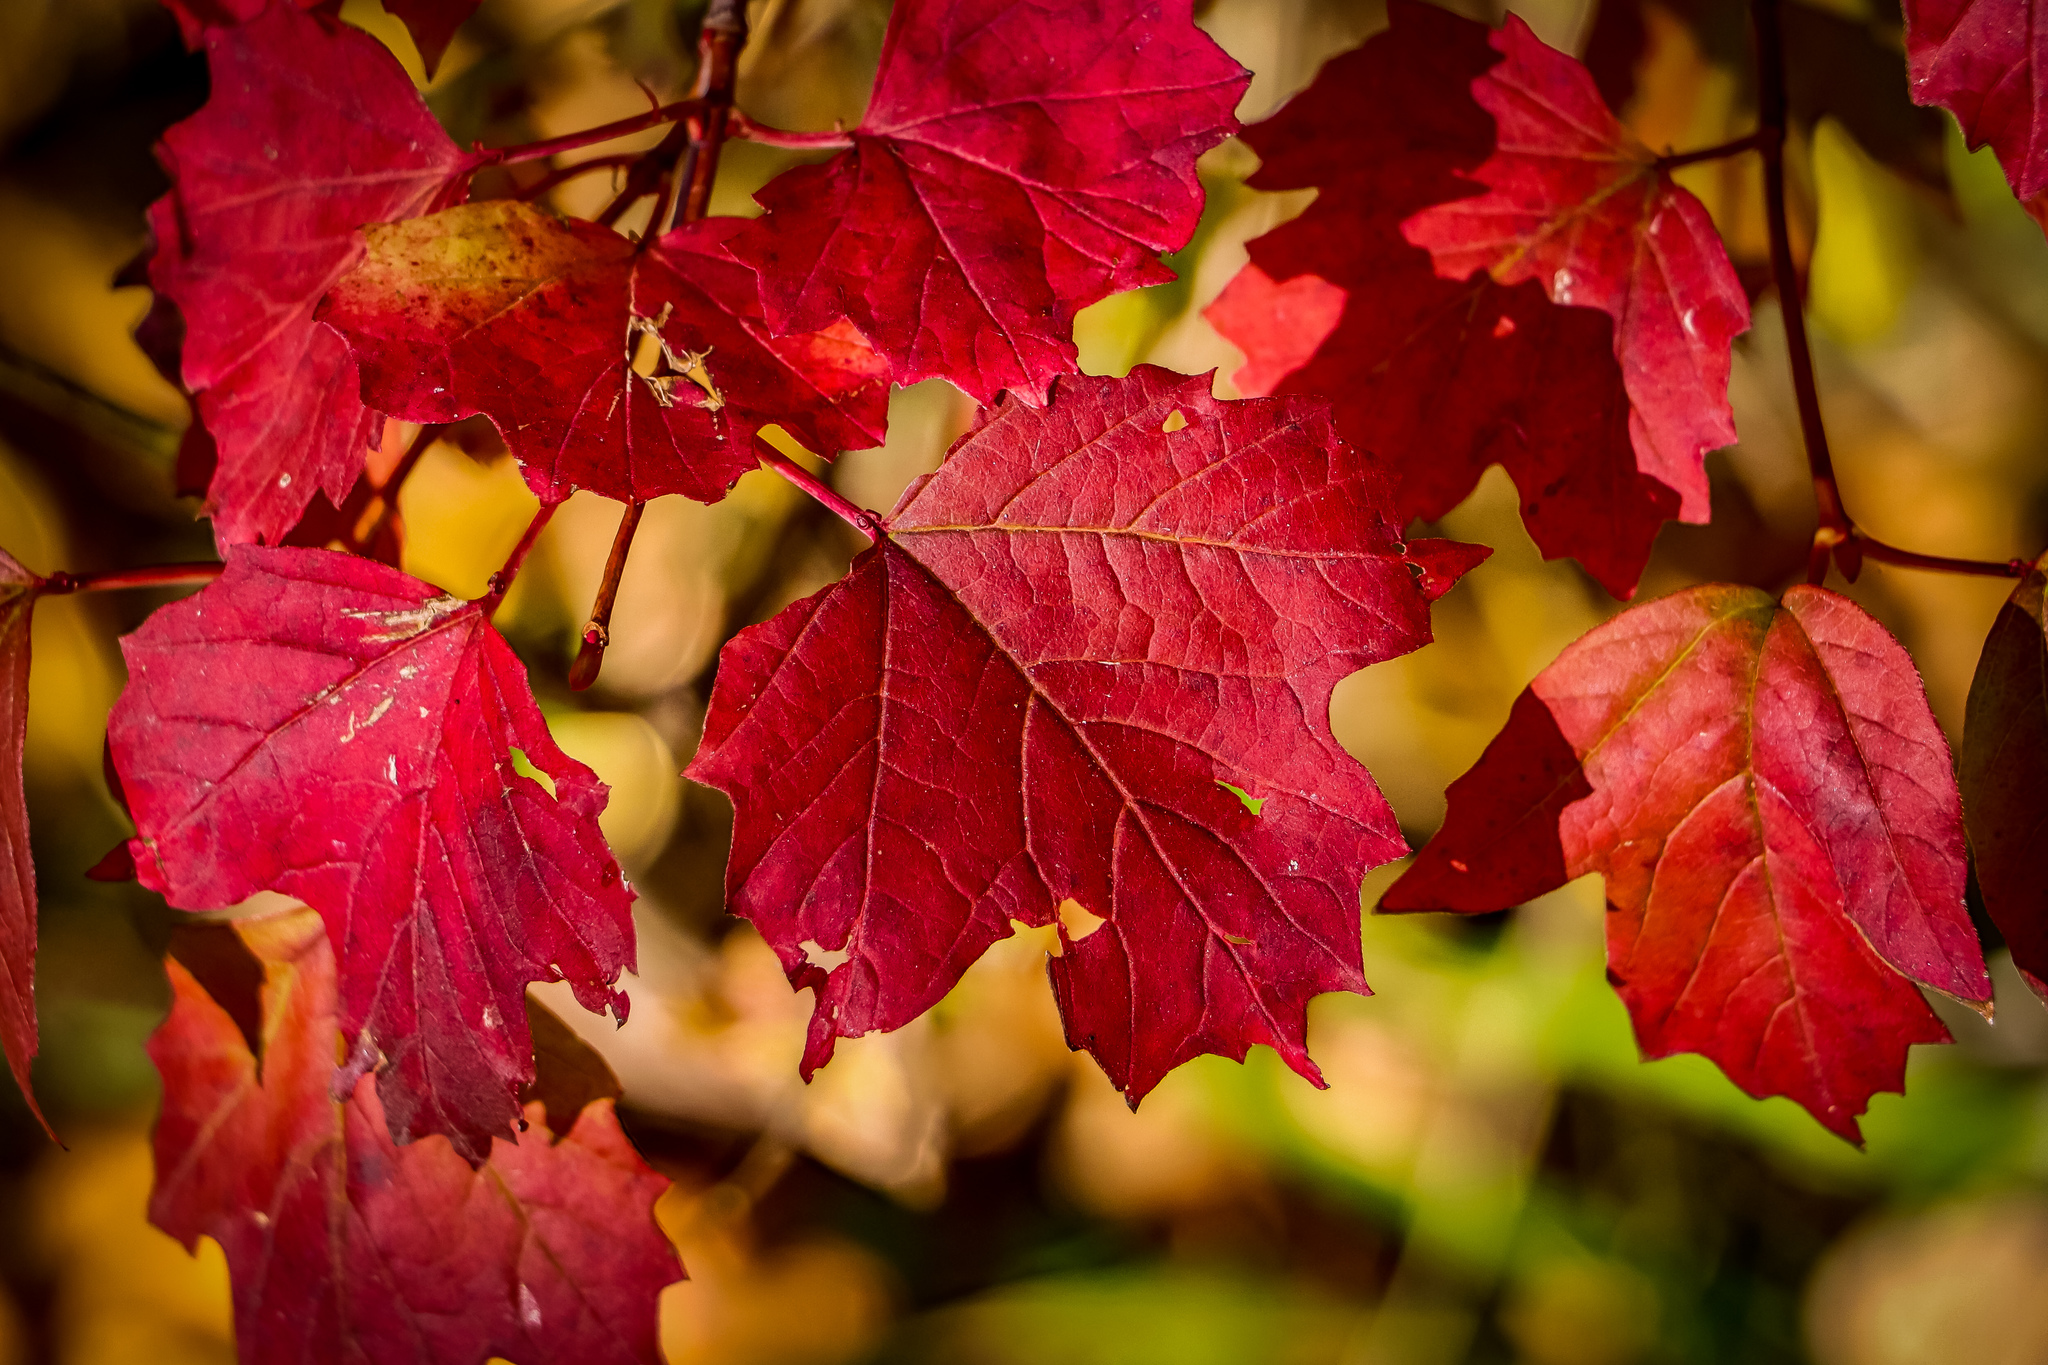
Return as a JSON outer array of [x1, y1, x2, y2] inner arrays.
[[149, 4, 474, 549], [688, 367, 1485, 1102], [108, 546, 636, 1161], [151, 906, 678, 1365], [730, 0, 1249, 407], [320, 202, 890, 506], [1383, 583, 1990, 1142]]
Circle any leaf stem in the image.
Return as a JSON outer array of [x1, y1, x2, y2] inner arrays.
[[729, 110, 856, 151], [350, 422, 445, 552], [1847, 534, 2030, 578], [1654, 130, 1766, 171], [477, 100, 701, 169], [480, 504, 557, 617], [569, 501, 646, 691], [514, 154, 638, 202], [38, 562, 225, 596], [1751, 0, 1853, 585], [679, 0, 749, 224], [596, 119, 695, 229], [754, 436, 879, 543]]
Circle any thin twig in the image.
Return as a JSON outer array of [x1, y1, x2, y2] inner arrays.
[[728, 109, 856, 151], [351, 422, 445, 552], [1655, 130, 1767, 171], [1751, 0, 1851, 584], [569, 501, 647, 691], [515, 154, 638, 202], [753, 436, 878, 542], [1849, 534, 2030, 578], [480, 504, 558, 617], [477, 100, 701, 169], [679, 0, 750, 224], [39, 562, 224, 596], [596, 119, 695, 229]]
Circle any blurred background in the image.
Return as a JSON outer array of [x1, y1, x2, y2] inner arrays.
[[3, 0, 2048, 1361]]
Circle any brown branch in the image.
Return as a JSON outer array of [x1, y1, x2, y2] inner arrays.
[[569, 501, 647, 692], [39, 562, 224, 596], [1655, 130, 1767, 172], [478, 100, 701, 168], [514, 154, 638, 202], [679, 0, 749, 224]]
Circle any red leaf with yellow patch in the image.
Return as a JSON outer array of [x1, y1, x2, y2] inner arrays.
[[320, 202, 890, 506]]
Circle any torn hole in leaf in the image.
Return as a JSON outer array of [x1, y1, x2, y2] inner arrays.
[[627, 303, 726, 417], [1219, 931, 1253, 946], [1217, 780, 1264, 816], [1160, 408, 1188, 433], [508, 746, 557, 799], [799, 938, 851, 971], [1056, 898, 1107, 943]]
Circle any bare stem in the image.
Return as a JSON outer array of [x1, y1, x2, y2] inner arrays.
[[1849, 533, 2030, 578], [39, 562, 224, 596], [729, 110, 856, 151], [569, 501, 646, 691], [515, 154, 638, 202], [351, 422, 445, 552], [679, 0, 749, 224], [597, 118, 695, 229], [754, 437, 878, 542], [1750, 0, 1852, 585], [1655, 130, 1767, 171], [480, 504, 558, 617], [478, 100, 701, 168]]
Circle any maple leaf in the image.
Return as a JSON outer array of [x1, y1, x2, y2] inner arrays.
[[1382, 584, 1990, 1142], [0, 552, 47, 1134], [319, 202, 889, 506], [1961, 558, 2048, 1002], [1204, 1, 1685, 598], [728, 0, 1249, 407], [1905, 0, 2048, 231], [1400, 14, 1750, 502], [687, 367, 1485, 1102], [151, 906, 678, 1365], [107, 546, 636, 1160], [149, 3, 474, 549]]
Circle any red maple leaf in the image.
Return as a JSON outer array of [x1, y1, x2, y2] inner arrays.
[[319, 203, 889, 506], [151, 907, 678, 1365], [149, 4, 474, 549], [107, 547, 636, 1160], [1906, 0, 2048, 231], [1962, 558, 2048, 1001], [1400, 14, 1750, 508], [1382, 584, 1990, 1142], [1204, 1, 1684, 598], [0, 552, 47, 1134], [728, 0, 1249, 407], [687, 367, 1485, 1102]]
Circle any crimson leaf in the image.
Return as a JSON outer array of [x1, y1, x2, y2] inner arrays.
[[1906, 0, 2048, 232], [687, 367, 1485, 1102], [1383, 583, 1990, 1142], [107, 546, 636, 1161], [0, 552, 46, 1132], [319, 202, 889, 506], [149, 4, 473, 548], [162, 0, 479, 76], [151, 906, 678, 1365], [729, 0, 1249, 406], [1961, 557, 2048, 1000], [1204, 1, 1681, 598]]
